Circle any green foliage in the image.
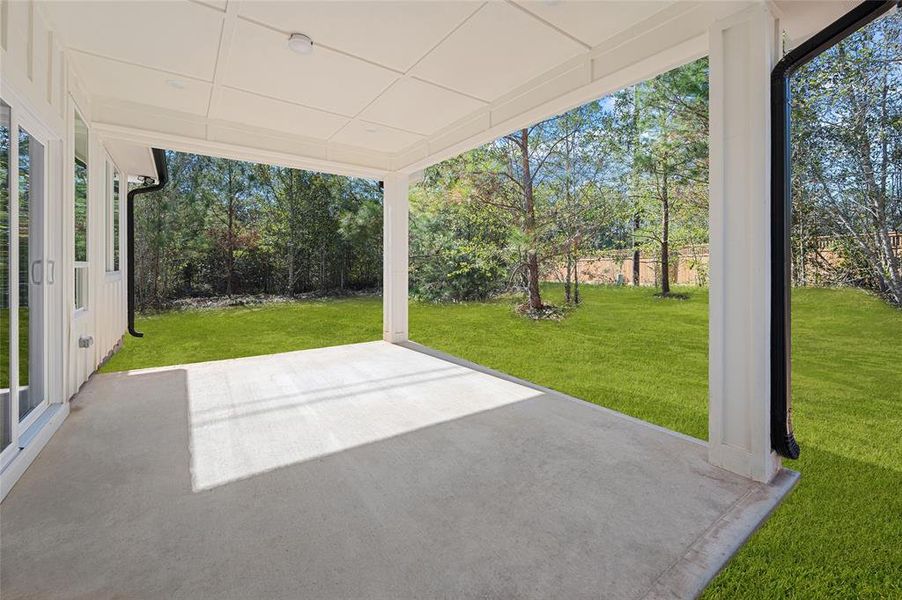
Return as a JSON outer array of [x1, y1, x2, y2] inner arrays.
[[134, 152, 382, 308], [410, 167, 513, 301], [791, 11, 902, 303], [410, 58, 710, 302], [74, 160, 88, 262]]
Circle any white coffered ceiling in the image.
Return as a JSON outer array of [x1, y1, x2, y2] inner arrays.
[[40, 1, 677, 157], [38, 0, 857, 175]]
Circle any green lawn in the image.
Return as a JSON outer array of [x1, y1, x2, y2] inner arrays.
[[102, 285, 902, 598], [1, 308, 30, 387], [100, 297, 383, 371]]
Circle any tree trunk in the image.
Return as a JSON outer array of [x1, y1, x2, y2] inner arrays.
[[660, 171, 671, 296], [287, 246, 294, 296], [152, 200, 162, 306], [630, 87, 642, 288], [226, 166, 236, 297], [564, 248, 572, 304], [573, 247, 581, 305], [632, 212, 641, 286], [320, 247, 326, 292], [519, 128, 543, 310]]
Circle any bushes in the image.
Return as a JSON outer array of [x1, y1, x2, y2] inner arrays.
[[409, 184, 513, 302]]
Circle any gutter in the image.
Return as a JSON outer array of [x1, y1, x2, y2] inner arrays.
[[126, 148, 168, 338], [769, 0, 897, 459]]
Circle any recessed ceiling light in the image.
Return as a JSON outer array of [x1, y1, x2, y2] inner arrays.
[[288, 33, 314, 55], [166, 79, 186, 90]]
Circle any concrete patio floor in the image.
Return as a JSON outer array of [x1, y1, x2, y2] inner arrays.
[[1, 341, 797, 599]]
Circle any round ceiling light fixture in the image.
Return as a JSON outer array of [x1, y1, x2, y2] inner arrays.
[[288, 33, 314, 55]]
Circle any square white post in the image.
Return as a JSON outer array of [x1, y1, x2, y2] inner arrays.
[[708, 3, 781, 482], [382, 172, 409, 343]]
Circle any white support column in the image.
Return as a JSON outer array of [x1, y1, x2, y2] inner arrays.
[[708, 3, 781, 483], [382, 172, 409, 343]]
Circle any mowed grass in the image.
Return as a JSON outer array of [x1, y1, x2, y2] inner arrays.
[[102, 285, 902, 598], [100, 297, 383, 372], [1, 308, 31, 386]]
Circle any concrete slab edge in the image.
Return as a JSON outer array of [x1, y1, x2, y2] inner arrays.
[[639, 468, 801, 600]]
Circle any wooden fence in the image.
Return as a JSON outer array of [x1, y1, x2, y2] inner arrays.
[[544, 246, 710, 287], [547, 232, 900, 288]]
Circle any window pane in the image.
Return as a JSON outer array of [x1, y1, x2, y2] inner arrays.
[[75, 265, 87, 311], [113, 170, 120, 271], [74, 112, 88, 264], [18, 128, 29, 411], [74, 111, 87, 310], [1, 100, 10, 451], [18, 127, 43, 422], [105, 161, 111, 271]]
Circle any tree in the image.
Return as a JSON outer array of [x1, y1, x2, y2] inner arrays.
[[632, 58, 709, 296], [791, 11, 902, 305], [133, 152, 383, 309], [410, 165, 512, 302], [544, 102, 615, 304], [465, 123, 578, 310], [202, 158, 260, 296]]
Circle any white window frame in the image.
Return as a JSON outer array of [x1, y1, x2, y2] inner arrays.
[[72, 105, 89, 314], [104, 156, 121, 274]]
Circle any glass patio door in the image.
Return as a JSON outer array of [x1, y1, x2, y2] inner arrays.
[[1, 97, 48, 466], [17, 124, 46, 426]]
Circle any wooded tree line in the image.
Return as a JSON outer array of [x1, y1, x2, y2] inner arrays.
[[134, 156, 382, 309], [134, 11, 900, 310], [410, 57, 708, 308]]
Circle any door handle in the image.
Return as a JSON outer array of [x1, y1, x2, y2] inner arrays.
[[31, 260, 43, 285], [46, 260, 55, 285]]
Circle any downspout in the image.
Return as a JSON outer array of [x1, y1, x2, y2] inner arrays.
[[769, 0, 896, 459], [127, 148, 168, 337]]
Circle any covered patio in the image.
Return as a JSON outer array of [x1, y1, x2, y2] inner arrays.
[[2, 341, 795, 599], [3, 0, 881, 596]]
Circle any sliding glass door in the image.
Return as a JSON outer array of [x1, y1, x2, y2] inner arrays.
[[18, 125, 46, 425], [1, 95, 48, 467]]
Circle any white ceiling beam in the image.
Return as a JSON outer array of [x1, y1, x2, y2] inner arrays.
[[93, 120, 390, 180], [205, 0, 238, 119]]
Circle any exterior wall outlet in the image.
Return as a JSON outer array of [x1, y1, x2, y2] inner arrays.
[[78, 335, 94, 349]]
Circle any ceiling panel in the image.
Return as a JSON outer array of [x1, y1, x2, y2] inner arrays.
[[359, 78, 485, 136], [331, 120, 424, 153], [105, 139, 157, 180], [212, 88, 349, 139], [237, 1, 481, 72], [410, 2, 585, 102], [515, 1, 673, 48], [224, 19, 399, 117], [42, 1, 222, 80], [70, 52, 212, 116]]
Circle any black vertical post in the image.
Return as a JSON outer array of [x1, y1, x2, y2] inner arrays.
[[126, 148, 168, 338]]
